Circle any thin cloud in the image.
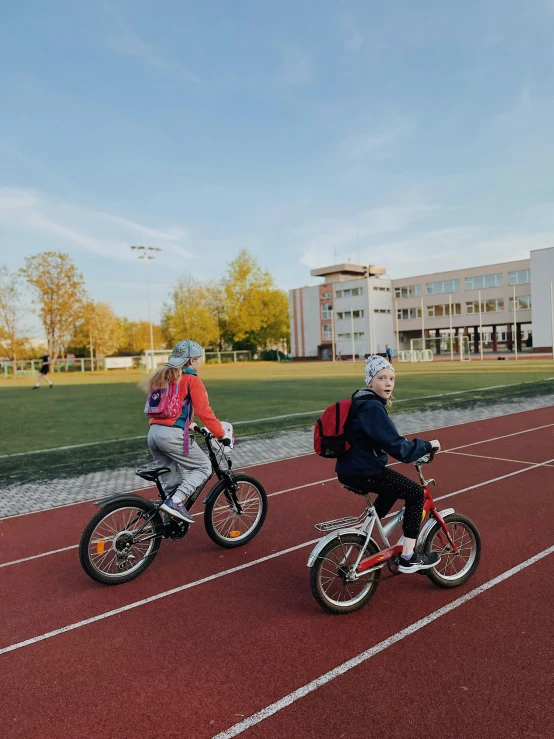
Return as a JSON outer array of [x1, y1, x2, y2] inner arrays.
[[106, 21, 199, 83], [0, 187, 193, 264], [275, 43, 315, 87]]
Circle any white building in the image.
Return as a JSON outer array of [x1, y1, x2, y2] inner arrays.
[[289, 249, 554, 358]]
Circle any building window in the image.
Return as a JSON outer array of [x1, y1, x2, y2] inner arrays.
[[427, 303, 461, 318], [509, 296, 531, 311], [320, 292, 332, 299], [397, 307, 423, 320], [465, 273, 503, 290], [374, 308, 391, 314], [321, 303, 332, 320], [337, 332, 365, 340], [508, 269, 530, 285], [374, 286, 391, 292], [394, 284, 421, 299], [426, 279, 460, 296], [466, 299, 505, 314], [322, 324, 332, 340], [336, 309, 364, 320], [335, 287, 363, 298]]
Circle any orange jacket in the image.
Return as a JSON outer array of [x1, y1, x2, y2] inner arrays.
[[149, 370, 225, 438]]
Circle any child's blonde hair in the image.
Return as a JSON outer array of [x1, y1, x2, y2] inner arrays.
[[139, 357, 199, 393]]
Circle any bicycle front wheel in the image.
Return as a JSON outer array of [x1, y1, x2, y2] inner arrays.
[[79, 499, 163, 585], [423, 513, 481, 588], [204, 473, 267, 548], [310, 534, 381, 615]]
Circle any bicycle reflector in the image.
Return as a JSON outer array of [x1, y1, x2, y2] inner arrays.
[[229, 531, 241, 538], [96, 539, 105, 554]]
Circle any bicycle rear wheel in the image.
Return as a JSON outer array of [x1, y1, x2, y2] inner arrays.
[[204, 473, 267, 548], [310, 534, 381, 614], [79, 499, 163, 585], [423, 513, 481, 588]]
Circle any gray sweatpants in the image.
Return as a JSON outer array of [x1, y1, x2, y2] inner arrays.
[[147, 424, 212, 500]]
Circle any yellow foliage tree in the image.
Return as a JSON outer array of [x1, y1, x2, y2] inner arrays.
[[21, 251, 86, 361], [119, 318, 165, 354], [72, 301, 124, 358], [162, 274, 221, 349], [0, 266, 29, 374]]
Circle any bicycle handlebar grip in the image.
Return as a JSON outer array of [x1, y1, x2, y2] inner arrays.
[[428, 450, 435, 462], [220, 437, 232, 447]]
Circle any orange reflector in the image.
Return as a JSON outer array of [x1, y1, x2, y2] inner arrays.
[[96, 539, 105, 554], [229, 531, 241, 538]]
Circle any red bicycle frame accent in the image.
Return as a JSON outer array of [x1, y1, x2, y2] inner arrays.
[[356, 484, 459, 574]]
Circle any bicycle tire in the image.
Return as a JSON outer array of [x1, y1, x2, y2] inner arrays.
[[204, 473, 267, 548], [310, 534, 381, 615], [79, 499, 163, 585], [423, 513, 481, 588]]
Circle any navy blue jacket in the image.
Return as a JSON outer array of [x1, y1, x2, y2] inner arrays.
[[335, 389, 432, 479]]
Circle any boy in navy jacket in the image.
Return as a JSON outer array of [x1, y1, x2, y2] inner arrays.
[[336, 356, 441, 573]]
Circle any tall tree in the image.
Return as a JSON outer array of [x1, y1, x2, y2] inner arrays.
[[0, 266, 29, 375], [162, 273, 221, 349], [72, 301, 123, 358], [223, 250, 272, 342], [21, 251, 86, 360], [118, 318, 165, 355], [223, 250, 289, 348]]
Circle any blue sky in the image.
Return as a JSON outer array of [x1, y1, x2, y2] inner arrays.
[[2, 0, 554, 335]]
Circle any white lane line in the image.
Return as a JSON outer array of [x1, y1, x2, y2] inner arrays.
[[3, 379, 552, 458], [3, 436, 554, 570], [0, 478, 336, 569], [0, 539, 319, 656], [2, 455, 554, 651], [212, 545, 554, 739], [3, 415, 553, 523]]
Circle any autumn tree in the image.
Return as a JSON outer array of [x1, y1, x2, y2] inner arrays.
[[0, 266, 29, 374], [223, 250, 290, 349], [72, 301, 123, 359], [119, 318, 165, 354], [162, 274, 221, 349], [21, 252, 86, 361]]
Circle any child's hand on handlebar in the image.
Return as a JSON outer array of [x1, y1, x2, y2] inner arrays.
[[430, 439, 441, 452]]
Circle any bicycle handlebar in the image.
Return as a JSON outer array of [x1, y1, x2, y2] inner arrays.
[[191, 424, 232, 446]]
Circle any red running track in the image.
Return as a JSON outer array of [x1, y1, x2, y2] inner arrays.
[[0, 407, 553, 738]]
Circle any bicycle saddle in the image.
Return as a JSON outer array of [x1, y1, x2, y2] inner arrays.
[[135, 466, 171, 481]]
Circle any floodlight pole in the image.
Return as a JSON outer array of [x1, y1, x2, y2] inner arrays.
[[131, 245, 162, 369]]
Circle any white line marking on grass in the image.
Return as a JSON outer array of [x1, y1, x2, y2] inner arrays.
[[211, 545, 554, 739], [3, 379, 553, 458], [0, 540, 319, 655]]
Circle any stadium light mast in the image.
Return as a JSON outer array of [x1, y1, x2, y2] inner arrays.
[[130, 245, 162, 368]]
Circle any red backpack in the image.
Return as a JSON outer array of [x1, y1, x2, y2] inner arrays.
[[314, 395, 355, 458]]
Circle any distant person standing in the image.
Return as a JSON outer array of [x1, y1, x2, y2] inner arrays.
[[33, 355, 53, 389], [385, 344, 393, 364]]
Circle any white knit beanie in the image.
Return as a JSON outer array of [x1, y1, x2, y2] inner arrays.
[[365, 355, 395, 386]]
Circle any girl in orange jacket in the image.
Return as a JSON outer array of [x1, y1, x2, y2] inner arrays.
[[143, 340, 229, 524]]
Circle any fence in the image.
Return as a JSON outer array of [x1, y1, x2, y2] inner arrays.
[[2, 349, 254, 377]]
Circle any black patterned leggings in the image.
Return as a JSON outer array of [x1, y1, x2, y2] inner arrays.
[[340, 467, 424, 539]]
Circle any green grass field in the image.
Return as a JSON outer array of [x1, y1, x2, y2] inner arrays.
[[2, 360, 553, 486]]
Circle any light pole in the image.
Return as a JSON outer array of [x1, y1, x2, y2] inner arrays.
[[131, 245, 162, 369]]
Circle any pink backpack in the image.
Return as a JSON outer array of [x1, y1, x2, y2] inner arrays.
[[144, 382, 182, 419]]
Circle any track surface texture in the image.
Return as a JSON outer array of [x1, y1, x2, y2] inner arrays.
[[0, 406, 553, 739]]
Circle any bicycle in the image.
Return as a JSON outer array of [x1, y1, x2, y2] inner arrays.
[[307, 453, 481, 614], [79, 425, 268, 585]]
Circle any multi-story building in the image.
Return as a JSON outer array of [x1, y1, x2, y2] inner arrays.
[[289, 247, 554, 358]]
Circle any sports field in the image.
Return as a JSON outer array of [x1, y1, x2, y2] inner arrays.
[[2, 360, 554, 485]]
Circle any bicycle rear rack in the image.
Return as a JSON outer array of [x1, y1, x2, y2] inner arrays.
[[314, 509, 370, 533]]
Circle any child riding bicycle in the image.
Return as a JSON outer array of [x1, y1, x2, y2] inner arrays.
[[336, 355, 441, 573], [141, 339, 231, 525]]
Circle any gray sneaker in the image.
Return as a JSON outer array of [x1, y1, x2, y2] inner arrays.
[[398, 550, 440, 573], [161, 497, 195, 524]]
